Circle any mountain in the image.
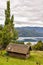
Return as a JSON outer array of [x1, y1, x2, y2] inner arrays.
[[16, 27, 43, 37]]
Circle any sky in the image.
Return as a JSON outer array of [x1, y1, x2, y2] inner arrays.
[[0, 0, 43, 27]]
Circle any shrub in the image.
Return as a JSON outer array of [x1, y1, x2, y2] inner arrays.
[[32, 40, 43, 50], [16, 41, 24, 44]]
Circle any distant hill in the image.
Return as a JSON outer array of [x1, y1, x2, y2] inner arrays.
[[16, 27, 43, 37]]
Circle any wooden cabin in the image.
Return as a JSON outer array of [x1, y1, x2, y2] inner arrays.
[[6, 43, 31, 59]]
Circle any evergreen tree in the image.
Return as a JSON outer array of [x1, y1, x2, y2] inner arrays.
[[2, 0, 18, 47], [5, 1, 10, 25], [5, 0, 18, 40]]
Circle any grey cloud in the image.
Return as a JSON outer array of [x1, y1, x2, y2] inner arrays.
[[0, 0, 43, 25], [10, 0, 43, 22]]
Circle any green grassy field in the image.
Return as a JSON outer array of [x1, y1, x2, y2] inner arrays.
[[0, 51, 43, 65]]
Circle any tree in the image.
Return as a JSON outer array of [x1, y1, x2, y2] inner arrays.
[[0, 0, 18, 48], [5, 1, 10, 25], [32, 40, 43, 50], [0, 25, 3, 30], [2, 26, 11, 48], [27, 42, 31, 46], [0, 31, 3, 45], [0, 25, 3, 45], [4, 0, 18, 47], [5, 0, 18, 40]]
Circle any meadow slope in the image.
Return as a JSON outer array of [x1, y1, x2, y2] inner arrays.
[[0, 51, 43, 65]]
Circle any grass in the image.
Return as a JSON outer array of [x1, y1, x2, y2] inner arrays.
[[0, 50, 43, 65]]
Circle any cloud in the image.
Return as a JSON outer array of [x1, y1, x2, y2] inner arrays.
[[11, 0, 43, 27], [0, 0, 43, 27]]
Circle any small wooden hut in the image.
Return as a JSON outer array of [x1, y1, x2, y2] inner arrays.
[[6, 43, 31, 58]]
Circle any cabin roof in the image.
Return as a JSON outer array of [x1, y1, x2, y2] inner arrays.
[[6, 43, 31, 54]]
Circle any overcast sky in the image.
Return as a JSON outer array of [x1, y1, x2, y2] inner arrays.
[[0, 0, 43, 27]]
